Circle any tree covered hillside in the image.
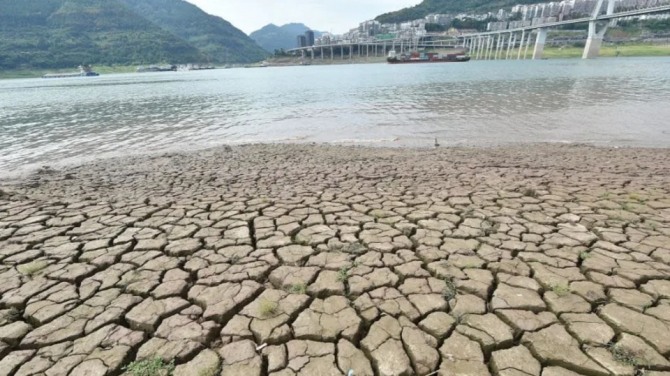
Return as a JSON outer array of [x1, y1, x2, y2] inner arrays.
[[118, 0, 268, 64], [0, 0, 204, 69], [376, 0, 549, 24], [0, 0, 266, 70], [250, 23, 323, 52]]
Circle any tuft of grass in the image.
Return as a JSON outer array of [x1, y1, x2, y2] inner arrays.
[[579, 251, 591, 260], [608, 344, 640, 367], [337, 266, 350, 282], [592, 228, 603, 238], [0, 307, 21, 324], [120, 270, 142, 287], [481, 220, 495, 236], [198, 366, 219, 376], [371, 211, 383, 219], [288, 283, 307, 295], [258, 299, 279, 317], [229, 255, 241, 264], [523, 188, 538, 198], [125, 357, 175, 376], [609, 213, 626, 222], [443, 278, 457, 300], [551, 284, 571, 297], [17, 261, 48, 276], [294, 236, 310, 246], [328, 242, 344, 251], [344, 242, 366, 254]]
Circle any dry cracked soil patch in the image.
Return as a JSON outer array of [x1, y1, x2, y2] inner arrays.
[[1, 144, 670, 376]]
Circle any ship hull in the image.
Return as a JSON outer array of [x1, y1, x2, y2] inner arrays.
[[42, 72, 99, 78], [387, 56, 471, 64]]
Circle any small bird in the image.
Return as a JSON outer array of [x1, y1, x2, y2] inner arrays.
[[434, 138, 440, 148]]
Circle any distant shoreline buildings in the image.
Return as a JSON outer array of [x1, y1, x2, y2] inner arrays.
[[294, 0, 669, 47], [296, 30, 316, 47]]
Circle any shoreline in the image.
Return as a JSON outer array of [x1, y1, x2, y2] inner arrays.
[[2, 142, 669, 199], [264, 43, 670, 67], [1, 142, 670, 375], [2, 42, 669, 79], [3, 138, 670, 185]]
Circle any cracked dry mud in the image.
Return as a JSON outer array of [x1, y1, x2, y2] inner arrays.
[[1, 143, 670, 376]]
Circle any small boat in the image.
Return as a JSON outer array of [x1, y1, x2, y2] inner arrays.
[[387, 50, 470, 64], [177, 64, 216, 71], [137, 65, 177, 73], [43, 65, 99, 78]]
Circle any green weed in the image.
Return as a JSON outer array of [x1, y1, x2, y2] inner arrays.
[[608, 344, 640, 367], [344, 242, 366, 254], [294, 236, 310, 246], [198, 366, 218, 376], [125, 357, 175, 376], [0, 307, 21, 323], [288, 283, 307, 295], [259, 299, 279, 317], [443, 278, 457, 300], [337, 266, 350, 282], [551, 284, 570, 297], [523, 188, 538, 198], [17, 261, 48, 276]]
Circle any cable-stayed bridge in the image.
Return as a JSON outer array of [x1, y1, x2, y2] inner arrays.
[[287, 1, 670, 61]]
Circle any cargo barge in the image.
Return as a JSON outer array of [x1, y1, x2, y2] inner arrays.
[[387, 50, 470, 64], [137, 65, 177, 73]]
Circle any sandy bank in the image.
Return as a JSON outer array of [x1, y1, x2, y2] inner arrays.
[[2, 143, 669, 201]]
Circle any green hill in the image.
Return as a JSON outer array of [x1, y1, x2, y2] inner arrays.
[[250, 23, 324, 52], [376, 0, 546, 24], [118, 0, 268, 64], [0, 0, 266, 70]]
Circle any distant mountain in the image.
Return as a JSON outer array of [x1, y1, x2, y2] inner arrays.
[[250, 23, 324, 52], [376, 0, 547, 24], [118, 0, 268, 64], [0, 0, 266, 70]]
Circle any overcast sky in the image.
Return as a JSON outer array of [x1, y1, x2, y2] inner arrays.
[[186, 0, 420, 35]]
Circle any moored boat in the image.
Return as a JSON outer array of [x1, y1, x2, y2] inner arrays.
[[177, 64, 216, 71], [137, 65, 177, 73], [387, 50, 470, 64], [43, 65, 99, 78]]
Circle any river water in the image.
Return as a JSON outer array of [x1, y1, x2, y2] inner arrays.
[[1, 57, 670, 175]]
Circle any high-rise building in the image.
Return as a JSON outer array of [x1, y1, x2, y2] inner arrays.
[[297, 35, 307, 48], [305, 30, 315, 46]]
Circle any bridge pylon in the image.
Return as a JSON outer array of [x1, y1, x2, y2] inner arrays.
[[532, 28, 548, 59], [583, 0, 614, 59]]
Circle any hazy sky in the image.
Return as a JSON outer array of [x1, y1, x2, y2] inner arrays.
[[186, 0, 420, 35]]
